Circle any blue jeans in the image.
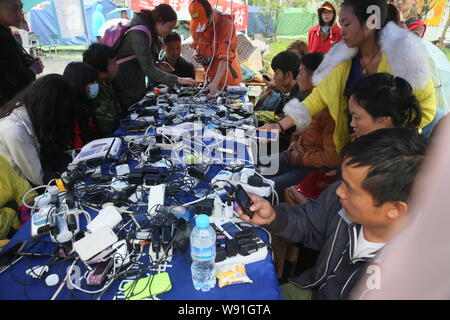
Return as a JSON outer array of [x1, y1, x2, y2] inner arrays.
[[422, 108, 445, 139], [261, 153, 313, 202]]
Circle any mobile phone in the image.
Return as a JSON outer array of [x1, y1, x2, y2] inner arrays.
[[216, 220, 243, 239], [87, 258, 113, 286], [255, 129, 279, 141], [262, 74, 271, 81], [234, 184, 254, 219]]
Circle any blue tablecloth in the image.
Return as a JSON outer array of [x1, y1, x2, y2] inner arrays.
[[0, 95, 282, 300]]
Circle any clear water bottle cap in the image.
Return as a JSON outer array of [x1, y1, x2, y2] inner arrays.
[[195, 214, 209, 228]]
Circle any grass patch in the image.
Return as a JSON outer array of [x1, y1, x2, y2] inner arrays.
[[40, 45, 86, 52], [442, 47, 450, 61]]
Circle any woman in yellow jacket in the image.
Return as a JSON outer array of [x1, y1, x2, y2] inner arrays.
[[0, 155, 36, 249], [261, 0, 436, 154]]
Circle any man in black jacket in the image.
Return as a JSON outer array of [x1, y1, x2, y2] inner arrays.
[[236, 128, 427, 299], [0, 0, 42, 107]]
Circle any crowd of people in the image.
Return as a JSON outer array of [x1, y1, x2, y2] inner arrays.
[[0, 0, 449, 300]]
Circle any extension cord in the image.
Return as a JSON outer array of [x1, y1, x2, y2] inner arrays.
[[149, 246, 173, 263], [154, 141, 184, 151], [216, 245, 267, 267]]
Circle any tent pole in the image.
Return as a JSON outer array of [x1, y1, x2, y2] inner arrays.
[[80, 0, 91, 47], [245, 0, 248, 35]]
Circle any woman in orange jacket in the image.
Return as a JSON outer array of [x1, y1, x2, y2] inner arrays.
[[189, 0, 242, 96], [307, 1, 342, 53]]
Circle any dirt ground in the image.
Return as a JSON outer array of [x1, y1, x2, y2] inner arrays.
[[39, 51, 83, 77]]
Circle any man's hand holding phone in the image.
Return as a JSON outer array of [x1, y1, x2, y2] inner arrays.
[[235, 192, 277, 226]]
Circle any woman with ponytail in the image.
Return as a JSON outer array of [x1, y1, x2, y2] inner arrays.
[[284, 73, 423, 207], [348, 73, 422, 138], [113, 4, 197, 112], [260, 0, 436, 158]]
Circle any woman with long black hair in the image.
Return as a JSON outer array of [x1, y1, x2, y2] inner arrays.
[[0, 74, 78, 186]]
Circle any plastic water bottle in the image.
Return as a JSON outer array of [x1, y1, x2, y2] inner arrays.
[[190, 214, 216, 292]]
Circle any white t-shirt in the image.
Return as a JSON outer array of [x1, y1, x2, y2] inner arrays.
[[352, 227, 385, 261]]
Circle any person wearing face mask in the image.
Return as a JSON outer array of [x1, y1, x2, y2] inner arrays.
[[0, 75, 78, 186], [0, 0, 43, 107], [260, 0, 436, 163], [63, 62, 100, 149], [113, 5, 197, 112], [83, 43, 122, 137], [308, 1, 343, 53], [189, 0, 243, 97]]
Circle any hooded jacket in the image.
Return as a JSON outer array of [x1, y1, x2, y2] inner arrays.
[[267, 182, 381, 299], [113, 14, 178, 112], [308, 2, 342, 53], [284, 21, 436, 153]]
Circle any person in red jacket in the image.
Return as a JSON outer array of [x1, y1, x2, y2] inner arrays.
[[394, 0, 427, 38], [307, 1, 342, 53]]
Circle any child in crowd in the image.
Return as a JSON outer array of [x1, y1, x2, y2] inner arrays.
[[83, 43, 122, 137], [63, 62, 100, 149], [161, 32, 196, 79], [287, 40, 309, 58], [256, 50, 303, 127], [262, 53, 339, 201]]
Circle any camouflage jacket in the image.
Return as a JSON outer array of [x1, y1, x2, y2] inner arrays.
[[91, 80, 122, 137]]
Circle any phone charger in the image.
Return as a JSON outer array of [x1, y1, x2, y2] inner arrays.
[[87, 206, 123, 233], [73, 227, 118, 262]]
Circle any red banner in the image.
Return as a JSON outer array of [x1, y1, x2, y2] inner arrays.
[[130, 0, 248, 31]]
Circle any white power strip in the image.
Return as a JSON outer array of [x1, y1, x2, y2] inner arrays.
[[216, 245, 268, 267], [147, 184, 165, 215], [149, 246, 173, 263]]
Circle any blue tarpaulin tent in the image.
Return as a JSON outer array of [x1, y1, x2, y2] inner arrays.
[[247, 6, 274, 35], [29, 0, 115, 46]]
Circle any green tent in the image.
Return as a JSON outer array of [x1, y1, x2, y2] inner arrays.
[[275, 7, 318, 40]]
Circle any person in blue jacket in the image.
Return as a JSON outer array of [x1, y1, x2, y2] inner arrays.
[[92, 4, 106, 42]]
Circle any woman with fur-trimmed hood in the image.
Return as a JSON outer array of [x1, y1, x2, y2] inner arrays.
[[308, 1, 343, 53], [261, 0, 436, 154]]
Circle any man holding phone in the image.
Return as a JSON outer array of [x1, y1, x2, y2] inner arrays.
[[236, 128, 427, 300]]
